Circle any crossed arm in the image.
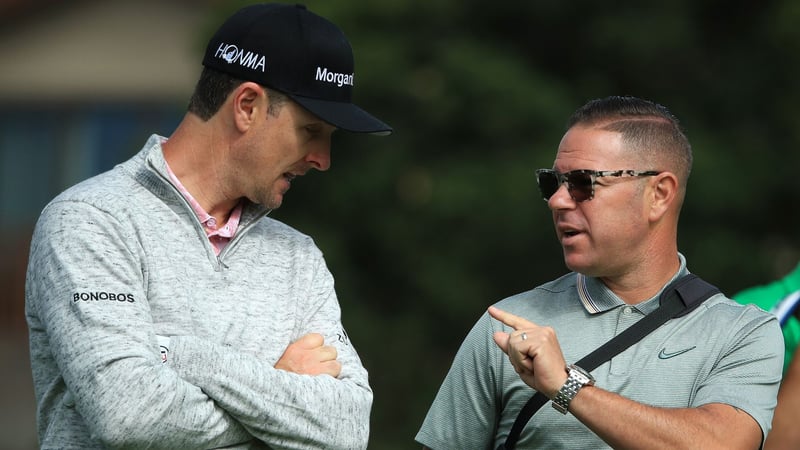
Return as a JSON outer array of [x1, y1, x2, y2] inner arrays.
[[28, 202, 371, 449], [275, 333, 341, 377]]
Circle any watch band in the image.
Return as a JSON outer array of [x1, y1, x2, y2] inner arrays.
[[551, 364, 595, 414]]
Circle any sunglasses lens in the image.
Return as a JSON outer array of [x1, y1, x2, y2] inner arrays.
[[566, 172, 593, 202], [536, 170, 559, 200]]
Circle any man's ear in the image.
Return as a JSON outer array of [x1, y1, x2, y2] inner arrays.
[[231, 82, 263, 132], [648, 172, 679, 222]]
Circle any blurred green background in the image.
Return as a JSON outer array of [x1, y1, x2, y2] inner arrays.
[[1, 0, 798, 448]]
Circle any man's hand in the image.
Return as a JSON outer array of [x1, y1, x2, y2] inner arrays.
[[275, 333, 341, 377], [488, 306, 568, 398]]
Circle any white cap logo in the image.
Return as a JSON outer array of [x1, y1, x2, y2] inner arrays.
[[222, 45, 239, 63], [215, 43, 266, 72]]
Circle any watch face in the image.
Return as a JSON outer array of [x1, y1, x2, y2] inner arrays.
[[569, 364, 595, 384]]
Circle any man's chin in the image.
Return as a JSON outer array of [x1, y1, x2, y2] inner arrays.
[[258, 194, 284, 210], [563, 255, 597, 276]]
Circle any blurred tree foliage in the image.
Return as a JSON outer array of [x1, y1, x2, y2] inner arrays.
[[209, 1, 800, 447]]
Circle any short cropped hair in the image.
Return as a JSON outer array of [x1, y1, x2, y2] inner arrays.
[[187, 67, 288, 121], [567, 96, 692, 188]]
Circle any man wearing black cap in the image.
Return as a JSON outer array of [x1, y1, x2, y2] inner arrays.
[[25, 4, 390, 449]]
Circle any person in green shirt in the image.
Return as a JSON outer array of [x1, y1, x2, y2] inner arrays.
[[734, 262, 800, 373], [734, 262, 800, 450]]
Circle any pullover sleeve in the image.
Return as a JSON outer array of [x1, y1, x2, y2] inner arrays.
[[166, 245, 372, 450], [26, 201, 253, 449]]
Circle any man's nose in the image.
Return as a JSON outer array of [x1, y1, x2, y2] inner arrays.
[[547, 183, 575, 209], [306, 142, 331, 171]]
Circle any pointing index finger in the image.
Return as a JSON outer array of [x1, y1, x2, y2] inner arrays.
[[487, 305, 534, 330]]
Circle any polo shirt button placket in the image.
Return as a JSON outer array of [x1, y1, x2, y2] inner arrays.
[[610, 305, 641, 376]]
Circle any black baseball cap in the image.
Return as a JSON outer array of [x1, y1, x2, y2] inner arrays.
[[202, 3, 392, 135]]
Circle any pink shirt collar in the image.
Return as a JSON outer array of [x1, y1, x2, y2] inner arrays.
[[164, 161, 242, 255]]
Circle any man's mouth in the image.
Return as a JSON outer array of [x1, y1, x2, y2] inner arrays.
[[557, 224, 582, 239]]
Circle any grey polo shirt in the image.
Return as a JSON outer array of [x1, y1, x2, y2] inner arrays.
[[416, 261, 783, 449]]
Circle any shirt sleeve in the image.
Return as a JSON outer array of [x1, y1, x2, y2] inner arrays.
[[415, 312, 502, 450], [166, 246, 372, 450], [26, 201, 253, 448], [692, 304, 784, 443]]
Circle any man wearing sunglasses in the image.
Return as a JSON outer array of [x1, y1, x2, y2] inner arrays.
[[416, 96, 782, 449]]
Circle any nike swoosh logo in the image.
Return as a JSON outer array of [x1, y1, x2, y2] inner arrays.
[[658, 346, 696, 359]]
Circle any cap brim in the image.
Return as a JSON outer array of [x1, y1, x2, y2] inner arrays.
[[290, 95, 393, 136]]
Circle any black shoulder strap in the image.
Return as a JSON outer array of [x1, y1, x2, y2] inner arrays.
[[497, 274, 720, 450]]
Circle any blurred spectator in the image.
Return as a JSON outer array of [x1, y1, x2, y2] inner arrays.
[[734, 262, 800, 450]]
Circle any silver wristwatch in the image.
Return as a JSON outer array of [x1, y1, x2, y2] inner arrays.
[[551, 364, 595, 414]]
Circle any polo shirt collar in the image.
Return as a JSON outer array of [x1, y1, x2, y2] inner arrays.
[[577, 253, 689, 315], [138, 134, 271, 229]]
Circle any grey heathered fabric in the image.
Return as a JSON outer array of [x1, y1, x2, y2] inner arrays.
[[25, 135, 372, 449], [416, 262, 784, 449]]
